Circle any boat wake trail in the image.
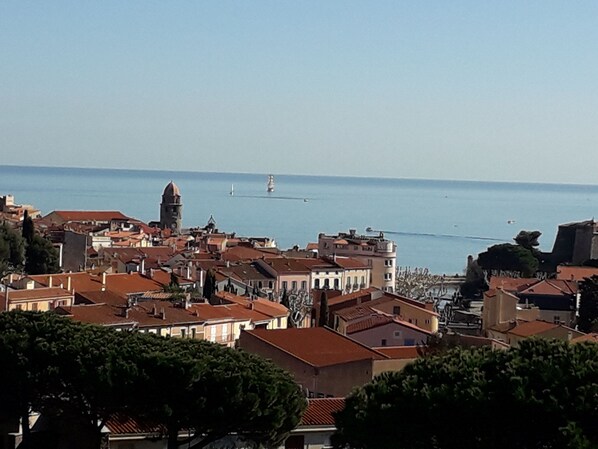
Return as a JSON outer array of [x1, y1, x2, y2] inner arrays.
[[233, 194, 309, 202], [369, 228, 504, 243]]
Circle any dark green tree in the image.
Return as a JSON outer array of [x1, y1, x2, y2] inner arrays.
[[202, 269, 216, 302], [318, 290, 329, 327], [21, 210, 35, 244], [477, 243, 539, 277], [459, 255, 488, 299], [24, 234, 60, 275], [578, 275, 598, 333], [0, 311, 306, 449], [514, 230, 542, 250], [334, 340, 598, 449], [280, 288, 290, 309], [0, 223, 25, 277]]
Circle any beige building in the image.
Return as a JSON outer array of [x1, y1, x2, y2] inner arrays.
[[318, 230, 396, 292], [2, 287, 74, 312]]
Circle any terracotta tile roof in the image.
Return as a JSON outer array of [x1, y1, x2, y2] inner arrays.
[[507, 320, 561, 337], [346, 314, 432, 336], [216, 291, 289, 318], [104, 273, 164, 298], [75, 290, 126, 306], [332, 257, 369, 270], [301, 398, 345, 426], [328, 287, 379, 307], [571, 333, 598, 344], [62, 300, 206, 327], [243, 327, 387, 367], [305, 243, 318, 251], [187, 303, 237, 322], [221, 246, 280, 262], [488, 276, 538, 293], [106, 413, 164, 435], [262, 258, 312, 274], [47, 210, 129, 222], [518, 279, 578, 296], [557, 265, 598, 281], [107, 398, 344, 435], [372, 346, 420, 360], [8, 287, 72, 301], [29, 272, 102, 292]]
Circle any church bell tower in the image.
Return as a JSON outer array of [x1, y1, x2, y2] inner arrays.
[[160, 181, 182, 234]]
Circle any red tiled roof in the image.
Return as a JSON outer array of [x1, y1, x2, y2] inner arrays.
[[518, 279, 578, 296], [262, 258, 312, 274], [571, 333, 598, 344], [106, 414, 164, 435], [216, 291, 289, 318], [8, 287, 72, 301], [332, 257, 368, 270], [507, 320, 561, 337], [243, 327, 387, 367], [48, 210, 129, 222], [488, 276, 538, 292], [557, 265, 598, 281], [346, 314, 432, 335], [301, 398, 345, 426], [328, 287, 379, 307], [373, 346, 420, 360]]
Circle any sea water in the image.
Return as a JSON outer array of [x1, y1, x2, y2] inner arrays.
[[2, 165, 598, 275]]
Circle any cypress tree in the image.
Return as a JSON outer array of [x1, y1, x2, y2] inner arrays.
[[318, 290, 329, 327]]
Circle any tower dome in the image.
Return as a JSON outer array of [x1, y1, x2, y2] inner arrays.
[[163, 181, 181, 198]]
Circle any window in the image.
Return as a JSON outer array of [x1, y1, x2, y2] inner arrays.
[[31, 303, 38, 312], [385, 259, 393, 267], [381, 339, 387, 346], [384, 273, 392, 281], [191, 328, 196, 339], [181, 328, 186, 338], [292, 281, 297, 290], [277, 317, 282, 328], [315, 279, 320, 289], [393, 306, 401, 315], [334, 279, 339, 289], [393, 331, 402, 338], [425, 319, 430, 325], [404, 339, 415, 346], [15, 304, 22, 310], [301, 280, 307, 290], [282, 281, 288, 290], [324, 279, 330, 288], [269, 281, 273, 289], [553, 315, 561, 324]]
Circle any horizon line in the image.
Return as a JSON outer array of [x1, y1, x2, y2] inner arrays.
[[1, 163, 596, 189]]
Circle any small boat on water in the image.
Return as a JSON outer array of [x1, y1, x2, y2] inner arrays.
[[230, 184, 234, 196], [267, 175, 275, 193]]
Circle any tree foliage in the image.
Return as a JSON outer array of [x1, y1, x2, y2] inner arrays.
[[333, 339, 598, 449], [24, 234, 60, 275], [477, 243, 539, 277], [0, 311, 306, 449], [318, 290, 329, 327], [578, 275, 598, 333], [514, 230, 542, 250], [0, 223, 25, 277]]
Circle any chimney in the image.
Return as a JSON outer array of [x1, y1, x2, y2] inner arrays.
[[122, 307, 129, 319], [101, 273, 107, 292], [186, 262, 191, 280], [48, 275, 53, 288], [140, 258, 145, 275], [4, 288, 8, 312], [160, 307, 165, 320], [152, 305, 157, 316], [67, 276, 72, 292]]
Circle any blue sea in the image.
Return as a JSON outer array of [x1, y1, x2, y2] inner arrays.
[[2, 165, 597, 275]]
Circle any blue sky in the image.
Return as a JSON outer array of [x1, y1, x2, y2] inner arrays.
[[1, 1, 597, 183]]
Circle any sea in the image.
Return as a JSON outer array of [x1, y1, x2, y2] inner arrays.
[[2, 165, 598, 275]]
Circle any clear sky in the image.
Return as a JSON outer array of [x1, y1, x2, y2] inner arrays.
[[1, 1, 597, 183]]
